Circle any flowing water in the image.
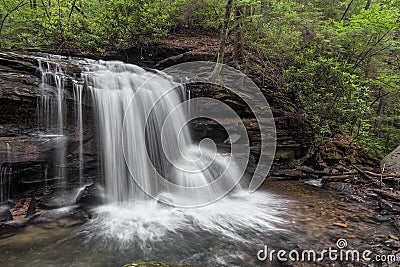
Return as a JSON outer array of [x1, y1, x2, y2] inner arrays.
[[2, 56, 283, 266], [0, 57, 394, 267], [1, 180, 395, 267], [73, 81, 84, 185], [82, 60, 243, 205], [37, 59, 67, 188]]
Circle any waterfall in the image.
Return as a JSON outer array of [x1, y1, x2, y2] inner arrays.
[[73, 82, 84, 184], [37, 59, 67, 187], [0, 164, 12, 203], [37, 58, 242, 206]]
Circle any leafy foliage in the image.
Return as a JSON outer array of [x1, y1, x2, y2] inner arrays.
[[1, 0, 399, 157]]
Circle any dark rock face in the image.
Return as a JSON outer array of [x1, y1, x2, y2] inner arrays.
[[0, 205, 13, 222], [187, 83, 313, 167], [0, 51, 41, 127], [0, 50, 99, 202], [76, 183, 104, 208]]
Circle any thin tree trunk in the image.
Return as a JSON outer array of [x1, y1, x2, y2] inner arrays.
[[217, 0, 233, 65], [210, 0, 234, 81], [68, 0, 77, 21], [39, 0, 50, 20], [233, 4, 245, 67], [0, 0, 26, 48], [374, 89, 388, 137], [365, 0, 372, 10], [57, 0, 63, 41], [341, 0, 354, 21]]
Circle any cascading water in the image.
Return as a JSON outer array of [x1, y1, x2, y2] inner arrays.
[[30, 57, 287, 266], [0, 164, 12, 204], [37, 59, 67, 187], [73, 81, 84, 184], [81, 60, 241, 205], [36, 56, 243, 204]]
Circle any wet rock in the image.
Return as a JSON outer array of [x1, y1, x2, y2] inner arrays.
[[303, 179, 322, 187], [373, 214, 394, 222], [156, 193, 175, 208], [0, 205, 13, 222], [346, 195, 365, 202], [270, 169, 305, 178], [25, 197, 37, 217], [331, 168, 340, 174], [324, 182, 355, 194], [393, 220, 400, 232], [380, 199, 400, 213], [223, 133, 241, 144], [6, 199, 16, 208], [123, 262, 193, 267], [0, 223, 20, 238], [383, 145, 400, 173], [26, 213, 41, 224], [76, 183, 104, 208]]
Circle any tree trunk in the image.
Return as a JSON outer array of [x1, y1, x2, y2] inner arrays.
[[233, 4, 245, 67], [374, 89, 388, 137], [210, 0, 234, 81], [217, 0, 233, 65], [57, 0, 63, 41], [0, 0, 26, 48], [365, 0, 372, 10], [341, 0, 354, 21]]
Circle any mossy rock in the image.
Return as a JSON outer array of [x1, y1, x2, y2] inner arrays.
[[122, 262, 193, 267]]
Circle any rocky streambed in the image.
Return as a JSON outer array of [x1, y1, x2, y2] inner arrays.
[[0, 179, 399, 267]]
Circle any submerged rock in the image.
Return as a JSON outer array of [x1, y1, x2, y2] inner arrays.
[[122, 262, 193, 267], [382, 145, 400, 173], [76, 183, 104, 208]]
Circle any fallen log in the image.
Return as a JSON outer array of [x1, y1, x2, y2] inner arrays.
[[373, 189, 400, 202], [382, 177, 400, 183], [269, 176, 302, 181], [353, 165, 383, 188], [363, 170, 400, 178], [296, 166, 323, 175], [296, 166, 357, 176], [321, 175, 355, 181]]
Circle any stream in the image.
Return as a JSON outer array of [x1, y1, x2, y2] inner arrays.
[[0, 180, 396, 267]]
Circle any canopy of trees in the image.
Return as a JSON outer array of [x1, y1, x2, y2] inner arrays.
[[1, 0, 399, 157]]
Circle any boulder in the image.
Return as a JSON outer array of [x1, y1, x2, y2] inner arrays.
[[382, 146, 400, 173], [0, 205, 13, 222], [76, 183, 104, 208], [25, 197, 37, 217]]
